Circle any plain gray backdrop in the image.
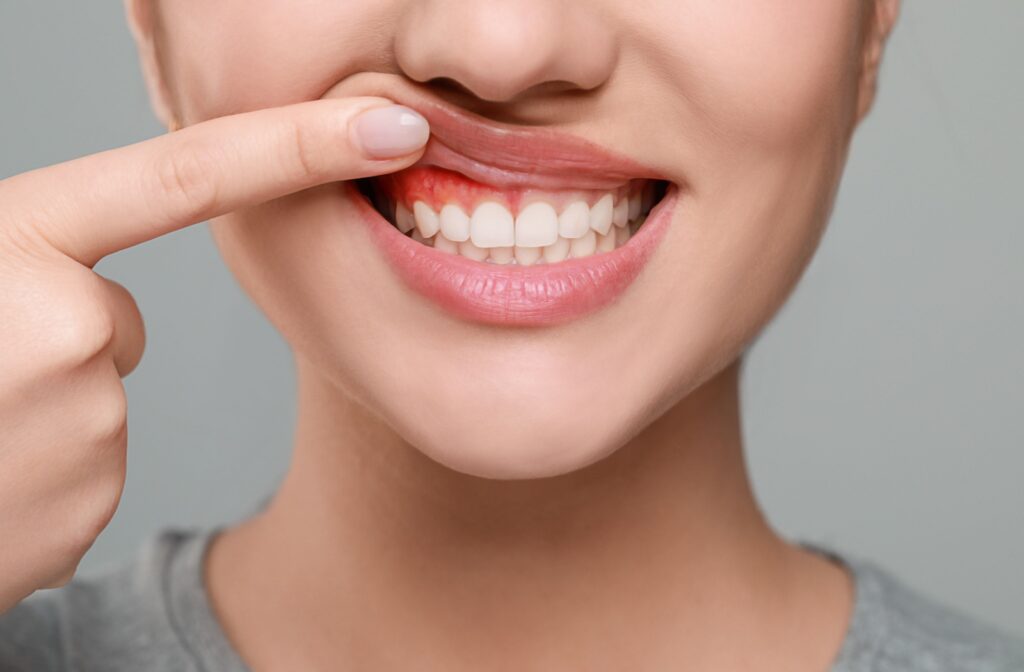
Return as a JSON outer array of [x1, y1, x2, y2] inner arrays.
[[2, 1, 1021, 635]]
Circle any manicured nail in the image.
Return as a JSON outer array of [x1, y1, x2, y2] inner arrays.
[[352, 105, 430, 159]]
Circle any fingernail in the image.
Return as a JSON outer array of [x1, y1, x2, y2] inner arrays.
[[352, 105, 430, 159]]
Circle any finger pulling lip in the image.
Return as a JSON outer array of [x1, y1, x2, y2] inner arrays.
[[351, 181, 679, 327], [332, 81, 671, 191]]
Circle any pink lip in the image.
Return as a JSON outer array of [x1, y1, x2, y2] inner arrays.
[[396, 91, 668, 191], [353, 182, 677, 327]]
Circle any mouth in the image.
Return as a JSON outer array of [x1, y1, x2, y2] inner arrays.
[[355, 169, 669, 265], [344, 83, 678, 327]]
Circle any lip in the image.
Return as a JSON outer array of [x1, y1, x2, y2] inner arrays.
[[342, 82, 670, 191], [353, 180, 678, 327], [331, 80, 678, 326]]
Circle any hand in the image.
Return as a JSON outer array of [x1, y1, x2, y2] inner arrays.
[[0, 98, 428, 613]]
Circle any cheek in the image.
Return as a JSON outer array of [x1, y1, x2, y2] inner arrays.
[[160, 0, 394, 119], [662, 1, 864, 143]]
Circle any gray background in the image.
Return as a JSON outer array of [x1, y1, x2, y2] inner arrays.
[[2, 1, 1021, 634]]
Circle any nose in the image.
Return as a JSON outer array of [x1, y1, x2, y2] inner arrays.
[[394, 0, 617, 103]]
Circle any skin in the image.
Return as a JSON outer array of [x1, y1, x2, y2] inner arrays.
[[0, 0, 899, 669]]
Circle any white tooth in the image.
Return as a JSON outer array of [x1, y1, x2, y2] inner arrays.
[[613, 198, 629, 228], [489, 246, 515, 264], [515, 202, 559, 247], [615, 225, 631, 247], [411, 227, 429, 244], [558, 201, 590, 239], [470, 201, 515, 248], [514, 245, 542, 266], [413, 201, 440, 238], [433, 233, 459, 254], [641, 182, 655, 214], [628, 193, 642, 221], [458, 238, 489, 261], [542, 236, 571, 263], [588, 194, 614, 235], [395, 202, 416, 234], [596, 229, 616, 253], [439, 204, 471, 242], [569, 230, 597, 258]]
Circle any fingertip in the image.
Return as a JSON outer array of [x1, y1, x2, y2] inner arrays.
[[349, 105, 431, 160]]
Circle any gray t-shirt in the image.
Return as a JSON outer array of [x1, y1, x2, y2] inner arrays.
[[1, 528, 1022, 671]]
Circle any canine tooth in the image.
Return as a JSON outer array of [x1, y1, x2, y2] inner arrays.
[[588, 194, 614, 235], [515, 245, 542, 266], [515, 202, 559, 247], [413, 201, 440, 238], [628, 193, 642, 221], [570, 230, 597, 258], [440, 204, 471, 242], [596, 229, 616, 253], [558, 201, 591, 239], [433, 233, 459, 254], [395, 203, 415, 234], [489, 246, 514, 264], [612, 198, 629, 228], [458, 238, 489, 261], [411, 228, 429, 244], [542, 236, 571, 263], [471, 202, 515, 248]]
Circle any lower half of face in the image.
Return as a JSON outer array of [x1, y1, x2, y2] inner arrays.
[[162, 0, 869, 479]]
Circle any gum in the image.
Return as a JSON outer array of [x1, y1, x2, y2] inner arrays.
[[374, 166, 644, 216]]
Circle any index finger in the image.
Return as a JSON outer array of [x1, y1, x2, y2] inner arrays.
[[0, 98, 429, 266]]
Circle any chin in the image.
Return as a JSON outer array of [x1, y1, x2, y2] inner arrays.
[[399, 405, 627, 481], [365, 350, 638, 480]]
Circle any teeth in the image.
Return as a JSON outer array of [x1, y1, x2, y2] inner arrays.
[[433, 233, 459, 254], [588, 194, 614, 236], [615, 225, 632, 247], [488, 246, 514, 264], [612, 198, 629, 228], [542, 236, 571, 263], [628, 194, 642, 222], [458, 238, 489, 261], [392, 180, 660, 264], [413, 201, 440, 238], [440, 203, 471, 242], [395, 203, 416, 234], [641, 183, 654, 214], [470, 202, 515, 248], [559, 201, 591, 239], [569, 229, 597, 258], [515, 202, 559, 248], [515, 245, 543, 266]]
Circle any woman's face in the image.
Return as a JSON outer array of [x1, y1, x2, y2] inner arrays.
[[135, 1, 885, 479]]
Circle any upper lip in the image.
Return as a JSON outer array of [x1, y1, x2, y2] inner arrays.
[[340, 80, 667, 191]]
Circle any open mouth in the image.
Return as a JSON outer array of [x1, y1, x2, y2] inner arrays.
[[356, 168, 670, 266]]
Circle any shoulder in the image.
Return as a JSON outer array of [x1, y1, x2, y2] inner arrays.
[[0, 528, 211, 672], [823, 545, 1024, 672]]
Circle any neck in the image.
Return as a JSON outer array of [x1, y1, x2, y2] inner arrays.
[[207, 355, 852, 670]]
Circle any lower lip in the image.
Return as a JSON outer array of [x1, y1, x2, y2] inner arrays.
[[351, 182, 678, 327]]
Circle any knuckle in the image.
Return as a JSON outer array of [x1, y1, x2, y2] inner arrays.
[[46, 291, 116, 369], [153, 142, 222, 222], [286, 119, 327, 183]]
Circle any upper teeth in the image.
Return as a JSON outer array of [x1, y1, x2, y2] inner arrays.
[[405, 190, 647, 249], [390, 181, 658, 265]]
